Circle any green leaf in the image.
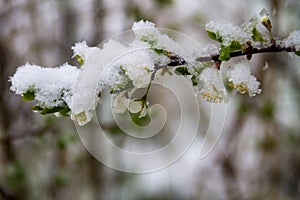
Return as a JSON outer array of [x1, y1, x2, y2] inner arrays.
[[22, 90, 35, 101], [229, 41, 242, 51], [59, 107, 71, 116], [119, 65, 127, 73], [191, 75, 198, 86], [32, 104, 71, 116], [130, 111, 151, 127], [110, 65, 135, 94], [219, 41, 242, 61], [252, 27, 265, 42], [31, 106, 43, 111], [75, 55, 84, 65], [153, 48, 167, 55], [140, 36, 157, 46], [206, 30, 222, 43], [175, 67, 198, 85], [219, 45, 231, 61], [41, 106, 64, 115], [174, 67, 191, 76], [295, 51, 300, 56]]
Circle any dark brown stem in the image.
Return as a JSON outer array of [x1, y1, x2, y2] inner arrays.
[[198, 44, 296, 63], [161, 43, 296, 72]]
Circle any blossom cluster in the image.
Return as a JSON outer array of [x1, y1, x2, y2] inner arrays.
[[113, 94, 147, 117], [227, 60, 261, 97], [10, 11, 299, 125]]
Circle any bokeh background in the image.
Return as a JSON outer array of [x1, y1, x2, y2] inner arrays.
[[1, 0, 300, 199]]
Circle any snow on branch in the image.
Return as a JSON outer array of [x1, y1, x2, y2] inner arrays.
[[10, 10, 300, 126]]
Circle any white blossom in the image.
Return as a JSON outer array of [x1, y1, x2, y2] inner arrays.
[[113, 94, 129, 113], [128, 99, 143, 113], [199, 68, 227, 103], [71, 111, 93, 126], [112, 94, 144, 115], [228, 60, 261, 97]]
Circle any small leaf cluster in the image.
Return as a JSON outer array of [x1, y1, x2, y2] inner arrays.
[[174, 66, 198, 86], [206, 15, 270, 61], [22, 90, 71, 116]]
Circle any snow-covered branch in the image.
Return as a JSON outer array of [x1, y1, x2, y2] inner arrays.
[[9, 10, 300, 126], [197, 42, 298, 65]]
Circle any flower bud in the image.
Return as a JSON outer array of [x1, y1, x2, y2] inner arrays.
[[260, 9, 272, 31]]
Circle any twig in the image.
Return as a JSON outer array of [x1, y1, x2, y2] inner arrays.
[[209, 44, 295, 63], [165, 43, 296, 67], [149, 43, 297, 87]]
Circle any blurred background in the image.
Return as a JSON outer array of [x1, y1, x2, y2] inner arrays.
[[1, 0, 300, 199]]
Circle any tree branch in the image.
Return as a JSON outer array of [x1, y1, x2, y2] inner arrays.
[[199, 44, 296, 64], [164, 43, 297, 68], [152, 43, 297, 80]]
